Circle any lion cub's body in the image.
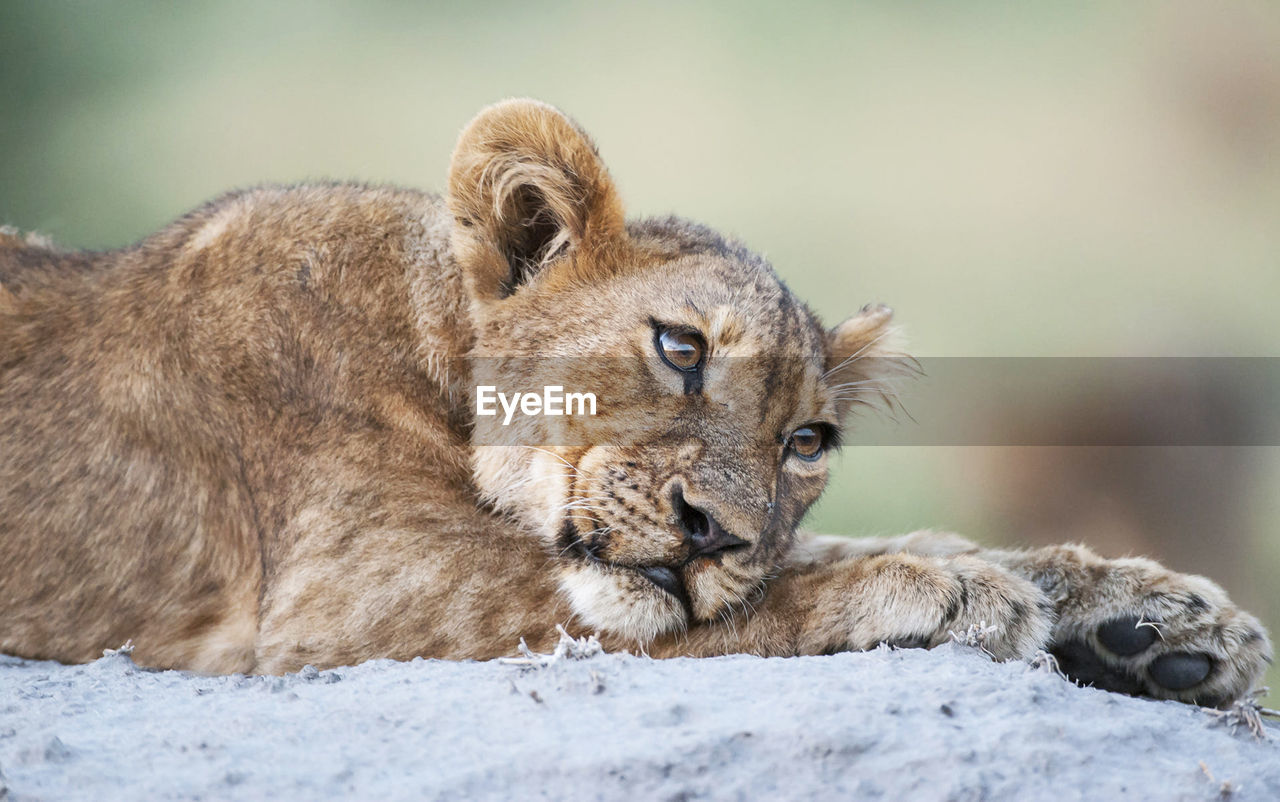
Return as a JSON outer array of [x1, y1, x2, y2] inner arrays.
[[0, 101, 1268, 706], [1, 186, 554, 671]]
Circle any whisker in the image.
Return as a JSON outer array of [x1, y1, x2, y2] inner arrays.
[[522, 446, 583, 476], [820, 329, 896, 380]]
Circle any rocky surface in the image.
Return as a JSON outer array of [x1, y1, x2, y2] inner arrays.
[[2, 639, 1277, 800]]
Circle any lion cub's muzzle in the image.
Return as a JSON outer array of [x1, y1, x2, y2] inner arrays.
[[636, 485, 751, 617], [564, 482, 752, 620]]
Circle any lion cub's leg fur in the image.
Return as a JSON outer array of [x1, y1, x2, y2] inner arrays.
[[793, 532, 1269, 705], [791, 529, 982, 565], [1, 236, 263, 673], [646, 549, 1051, 662], [254, 500, 572, 673]]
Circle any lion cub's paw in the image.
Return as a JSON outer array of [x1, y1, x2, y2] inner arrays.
[[1049, 556, 1271, 707], [832, 554, 1052, 661]]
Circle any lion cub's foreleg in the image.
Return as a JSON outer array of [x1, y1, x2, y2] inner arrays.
[[654, 541, 1052, 663], [791, 531, 1270, 705], [788, 550, 1053, 660]]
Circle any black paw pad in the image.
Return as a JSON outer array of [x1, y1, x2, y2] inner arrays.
[[1050, 639, 1145, 696], [1096, 617, 1159, 656], [1149, 652, 1211, 690]]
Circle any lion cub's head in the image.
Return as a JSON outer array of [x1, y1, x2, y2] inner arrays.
[[448, 99, 905, 644]]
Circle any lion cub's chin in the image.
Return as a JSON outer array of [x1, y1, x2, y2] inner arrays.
[[558, 562, 687, 644]]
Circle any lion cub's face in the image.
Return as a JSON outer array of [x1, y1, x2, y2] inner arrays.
[[448, 100, 901, 643]]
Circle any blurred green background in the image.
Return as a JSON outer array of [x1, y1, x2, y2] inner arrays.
[[3, 1, 1278, 698]]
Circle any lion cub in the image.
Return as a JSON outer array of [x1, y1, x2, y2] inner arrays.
[[0, 99, 1268, 707]]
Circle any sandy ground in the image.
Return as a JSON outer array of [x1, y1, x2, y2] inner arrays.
[[2, 638, 1278, 801]]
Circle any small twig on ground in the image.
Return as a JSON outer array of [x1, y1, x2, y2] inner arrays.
[[498, 624, 602, 668], [1202, 688, 1270, 740], [1254, 689, 1280, 723], [1026, 650, 1067, 680], [948, 622, 998, 659], [102, 640, 135, 658], [1200, 761, 1241, 797]]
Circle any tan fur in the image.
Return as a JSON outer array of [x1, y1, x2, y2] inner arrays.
[[0, 100, 1268, 705]]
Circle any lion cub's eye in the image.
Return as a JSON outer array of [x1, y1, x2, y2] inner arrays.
[[789, 427, 824, 461], [656, 329, 705, 372]]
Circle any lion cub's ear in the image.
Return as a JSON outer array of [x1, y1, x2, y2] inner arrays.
[[447, 99, 627, 300], [824, 304, 914, 420]]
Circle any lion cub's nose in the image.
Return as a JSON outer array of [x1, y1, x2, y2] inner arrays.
[[672, 486, 749, 559]]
